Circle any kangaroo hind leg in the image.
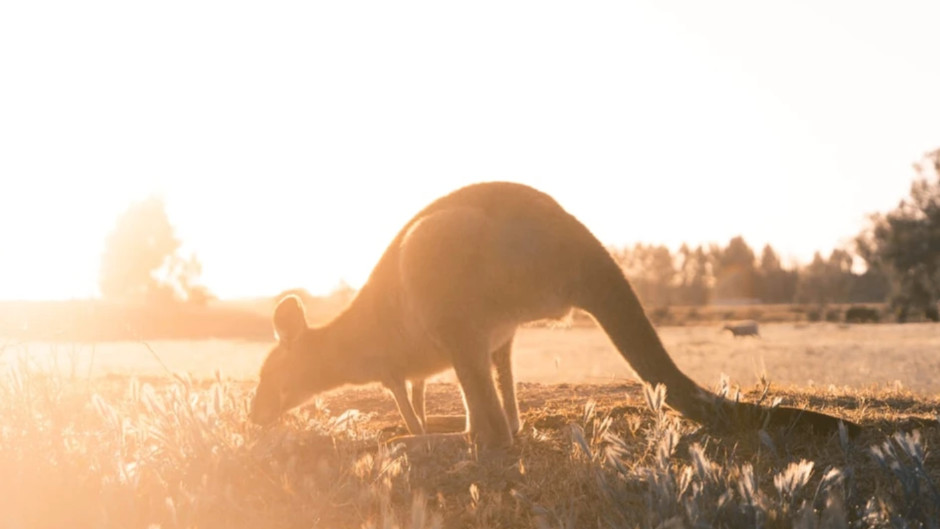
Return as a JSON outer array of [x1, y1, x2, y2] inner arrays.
[[492, 335, 522, 434], [450, 336, 513, 449]]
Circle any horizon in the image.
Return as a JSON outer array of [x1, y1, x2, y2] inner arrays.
[[0, 226, 872, 303], [2, 1, 939, 301]]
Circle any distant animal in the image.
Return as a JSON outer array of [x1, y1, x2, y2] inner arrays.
[[722, 320, 760, 338], [844, 306, 880, 324], [249, 182, 856, 449]]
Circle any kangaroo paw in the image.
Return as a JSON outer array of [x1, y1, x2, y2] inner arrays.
[[386, 432, 471, 453], [423, 415, 468, 433]]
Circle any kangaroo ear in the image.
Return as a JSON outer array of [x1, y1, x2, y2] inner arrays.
[[273, 295, 308, 342]]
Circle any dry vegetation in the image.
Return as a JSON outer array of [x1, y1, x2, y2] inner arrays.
[[6, 322, 939, 392], [2, 327, 940, 528]]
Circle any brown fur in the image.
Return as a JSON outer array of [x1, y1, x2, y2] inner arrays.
[[250, 182, 858, 448]]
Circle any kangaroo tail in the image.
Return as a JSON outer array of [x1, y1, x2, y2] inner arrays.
[[573, 245, 859, 435]]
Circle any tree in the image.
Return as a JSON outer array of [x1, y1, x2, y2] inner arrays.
[[857, 148, 940, 320], [675, 244, 711, 306], [795, 252, 830, 306], [825, 249, 855, 303], [643, 245, 676, 307], [847, 265, 889, 303], [712, 236, 758, 302], [796, 249, 857, 306], [99, 197, 210, 305], [756, 244, 798, 303], [611, 244, 676, 308]]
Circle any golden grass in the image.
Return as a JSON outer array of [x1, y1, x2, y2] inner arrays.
[[1, 361, 939, 528], [2, 323, 940, 527]]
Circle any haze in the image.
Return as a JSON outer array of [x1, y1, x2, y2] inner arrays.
[[2, 1, 938, 300]]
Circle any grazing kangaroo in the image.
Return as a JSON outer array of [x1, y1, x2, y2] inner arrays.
[[250, 182, 856, 448]]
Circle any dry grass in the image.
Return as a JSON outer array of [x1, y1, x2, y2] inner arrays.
[[2, 323, 940, 527], [1, 356, 939, 528]]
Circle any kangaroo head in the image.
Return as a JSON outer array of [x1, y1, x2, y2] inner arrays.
[[249, 295, 320, 425]]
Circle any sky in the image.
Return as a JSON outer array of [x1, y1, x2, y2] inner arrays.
[[1, 1, 939, 300]]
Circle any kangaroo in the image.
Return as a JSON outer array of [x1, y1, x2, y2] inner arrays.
[[250, 182, 857, 448]]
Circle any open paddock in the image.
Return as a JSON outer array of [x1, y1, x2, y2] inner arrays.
[[3, 321, 938, 394], [3, 321, 940, 527]]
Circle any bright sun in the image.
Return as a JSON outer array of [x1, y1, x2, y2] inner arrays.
[[2, 2, 939, 301]]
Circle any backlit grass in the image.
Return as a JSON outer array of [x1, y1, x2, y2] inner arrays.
[[2, 355, 939, 528]]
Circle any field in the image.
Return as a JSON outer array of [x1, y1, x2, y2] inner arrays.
[[6, 322, 940, 392], [2, 322, 940, 527]]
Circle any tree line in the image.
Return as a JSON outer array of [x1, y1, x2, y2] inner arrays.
[[609, 239, 887, 308], [97, 150, 940, 321], [613, 148, 940, 322]]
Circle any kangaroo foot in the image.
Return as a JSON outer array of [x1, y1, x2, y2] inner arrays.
[[424, 415, 468, 433], [387, 432, 471, 454]]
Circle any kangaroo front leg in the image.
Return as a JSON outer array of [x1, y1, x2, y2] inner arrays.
[[410, 379, 426, 428], [409, 380, 466, 433], [386, 379, 426, 435], [492, 337, 522, 434]]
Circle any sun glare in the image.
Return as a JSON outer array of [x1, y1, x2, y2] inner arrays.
[[4, 5, 940, 529], [2, 2, 940, 302]]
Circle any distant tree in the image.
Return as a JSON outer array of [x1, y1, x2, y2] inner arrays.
[[756, 244, 798, 303], [847, 266, 890, 303], [826, 249, 855, 303], [160, 252, 213, 306], [644, 245, 676, 307], [795, 249, 854, 306], [611, 244, 676, 308], [795, 252, 829, 306], [712, 236, 758, 301], [857, 148, 940, 320], [99, 197, 211, 305], [675, 244, 711, 306]]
